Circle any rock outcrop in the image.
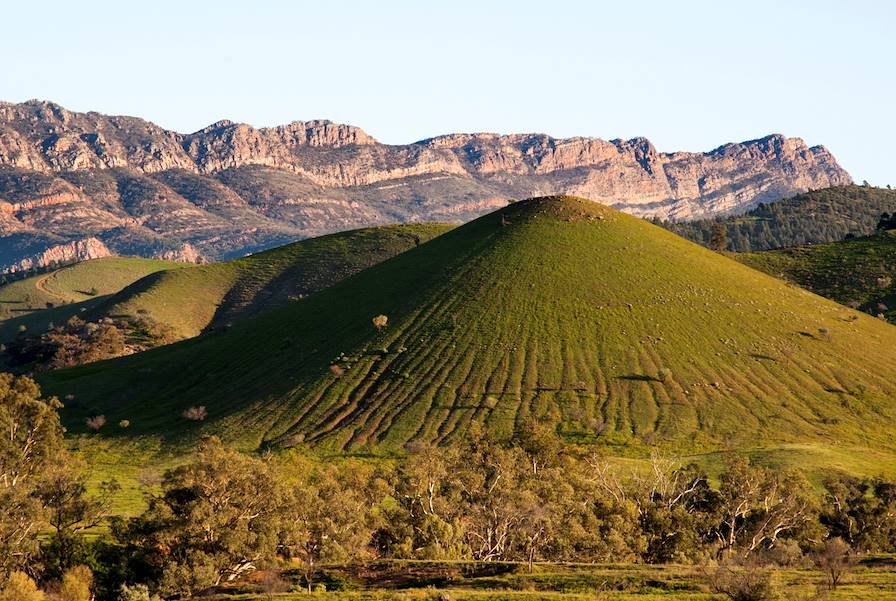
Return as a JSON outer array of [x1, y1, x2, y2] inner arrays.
[[0, 100, 852, 270], [2, 237, 112, 273]]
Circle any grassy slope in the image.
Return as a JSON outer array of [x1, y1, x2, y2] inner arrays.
[[40, 197, 896, 464], [0, 257, 184, 344], [736, 230, 896, 324], [92, 224, 455, 339]]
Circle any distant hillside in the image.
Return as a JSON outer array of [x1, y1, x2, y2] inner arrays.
[[736, 230, 896, 324], [662, 186, 896, 251], [39, 197, 896, 459], [93, 223, 454, 339], [1, 224, 452, 371], [0, 99, 851, 270], [0, 257, 184, 341]]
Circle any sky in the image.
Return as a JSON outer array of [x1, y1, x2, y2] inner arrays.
[[2, 0, 893, 185]]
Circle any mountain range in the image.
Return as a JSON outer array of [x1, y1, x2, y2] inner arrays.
[[0, 100, 851, 272]]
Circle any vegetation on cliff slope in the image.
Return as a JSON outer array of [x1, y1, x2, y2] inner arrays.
[[663, 186, 896, 251]]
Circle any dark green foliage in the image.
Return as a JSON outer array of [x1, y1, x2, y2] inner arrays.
[[662, 186, 896, 251], [709, 223, 728, 252], [0, 374, 112, 583], [820, 475, 896, 552]]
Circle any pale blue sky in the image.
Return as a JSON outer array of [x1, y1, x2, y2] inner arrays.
[[2, 0, 893, 184]]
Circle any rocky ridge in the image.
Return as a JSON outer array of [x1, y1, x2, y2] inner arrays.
[[2, 237, 112, 273], [0, 100, 852, 270]]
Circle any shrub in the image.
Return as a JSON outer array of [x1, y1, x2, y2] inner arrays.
[[57, 566, 93, 601], [0, 572, 45, 601], [258, 571, 288, 601], [85, 415, 107, 431], [118, 584, 161, 601], [709, 565, 777, 601], [814, 537, 854, 590], [329, 364, 345, 377], [182, 406, 208, 421]]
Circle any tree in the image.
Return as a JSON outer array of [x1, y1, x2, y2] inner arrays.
[[280, 465, 373, 592], [512, 419, 560, 476], [638, 459, 714, 564], [117, 438, 286, 598], [35, 457, 118, 579], [820, 475, 896, 552], [453, 433, 528, 562], [384, 444, 466, 559], [372, 315, 388, 331], [0, 374, 64, 576], [710, 223, 729, 252], [741, 470, 817, 554], [707, 459, 817, 559]]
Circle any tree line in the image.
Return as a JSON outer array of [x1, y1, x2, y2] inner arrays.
[[2, 374, 892, 599], [659, 185, 896, 252]]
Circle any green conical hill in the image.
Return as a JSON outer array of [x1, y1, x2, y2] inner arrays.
[[41, 197, 896, 455]]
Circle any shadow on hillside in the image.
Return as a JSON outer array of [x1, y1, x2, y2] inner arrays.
[[617, 374, 660, 382]]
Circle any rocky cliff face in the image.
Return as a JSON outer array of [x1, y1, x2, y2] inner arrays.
[[0, 100, 852, 270], [2, 237, 112, 272]]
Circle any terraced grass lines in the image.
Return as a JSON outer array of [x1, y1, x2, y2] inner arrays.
[[39, 197, 896, 459]]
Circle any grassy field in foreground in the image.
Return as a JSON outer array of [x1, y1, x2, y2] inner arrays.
[[736, 230, 896, 324], [182, 559, 896, 600]]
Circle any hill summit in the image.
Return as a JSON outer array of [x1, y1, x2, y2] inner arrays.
[[41, 197, 896, 453]]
